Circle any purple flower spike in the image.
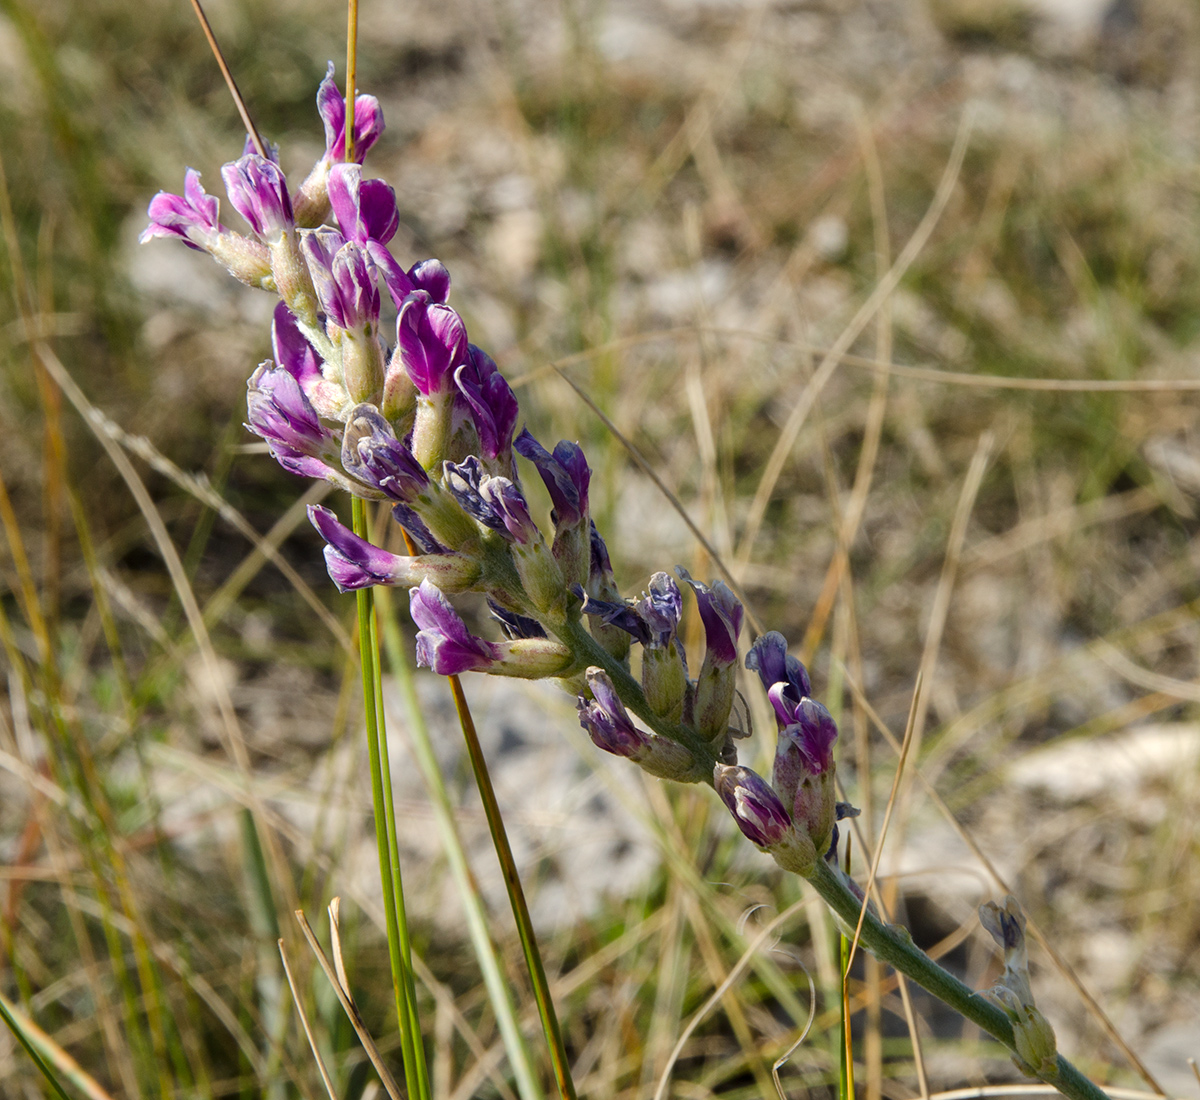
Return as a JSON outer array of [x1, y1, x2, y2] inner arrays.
[[677, 568, 743, 667], [309, 505, 406, 591], [455, 346, 519, 463], [221, 155, 294, 241], [141, 169, 224, 251], [409, 259, 450, 303], [316, 61, 384, 165], [246, 363, 339, 480], [341, 405, 430, 501], [746, 632, 812, 713], [577, 669, 649, 759], [397, 291, 468, 396], [513, 430, 590, 527], [714, 764, 793, 848], [410, 579, 500, 675], [478, 477, 539, 544]]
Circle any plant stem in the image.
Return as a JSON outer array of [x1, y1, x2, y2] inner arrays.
[[806, 860, 1111, 1100], [352, 497, 428, 1100], [447, 674, 578, 1100]]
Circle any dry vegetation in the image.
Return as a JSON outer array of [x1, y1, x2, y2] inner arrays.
[[1, 0, 1199, 1097]]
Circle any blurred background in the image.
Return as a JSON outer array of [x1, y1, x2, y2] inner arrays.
[[1, 0, 1200, 1096]]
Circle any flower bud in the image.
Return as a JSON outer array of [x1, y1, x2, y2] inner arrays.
[[514, 429, 591, 589], [979, 896, 1058, 1077], [638, 573, 686, 721], [677, 568, 743, 743], [713, 764, 818, 875], [578, 669, 697, 781]]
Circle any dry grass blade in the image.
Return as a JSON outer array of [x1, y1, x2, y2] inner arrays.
[[653, 898, 814, 1100], [328, 897, 356, 1012], [30, 338, 298, 912], [279, 939, 340, 1100], [294, 910, 405, 1100], [96, 414, 348, 651], [186, 0, 266, 157], [735, 106, 977, 566], [552, 362, 765, 635]]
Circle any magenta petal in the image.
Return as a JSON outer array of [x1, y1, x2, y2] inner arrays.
[[271, 303, 324, 388], [397, 292, 467, 395], [409, 259, 450, 303], [409, 579, 499, 674]]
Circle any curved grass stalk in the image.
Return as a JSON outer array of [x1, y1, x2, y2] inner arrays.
[[446, 677, 579, 1100]]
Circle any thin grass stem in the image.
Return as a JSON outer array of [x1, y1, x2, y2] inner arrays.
[[445, 675, 578, 1100]]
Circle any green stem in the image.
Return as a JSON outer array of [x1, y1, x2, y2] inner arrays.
[[806, 860, 1111, 1100], [447, 674, 578, 1100], [352, 497, 428, 1100]]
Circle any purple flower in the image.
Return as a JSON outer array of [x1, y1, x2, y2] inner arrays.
[[309, 507, 475, 592], [140, 169, 224, 251], [478, 477, 539, 544], [391, 503, 448, 555], [328, 163, 399, 246], [578, 669, 650, 758], [301, 230, 380, 331], [221, 155, 294, 241], [444, 456, 506, 532], [676, 568, 743, 667], [316, 61, 384, 165], [513, 430, 590, 527], [245, 363, 340, 480], [409, 579, 500, 675], [573, 588, 651, 645], [589, 523, 614, 593], [639, 572, 682, 647], [745, 632, 812, 714], [397, 291, 468, 396], [340, 405, 430, 501], [488, 600, 547, 640], [455, 345, 519, 464], [714, 764, 794, 848], [271, 303, 347, 418], [770, 694, 838, 776]]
